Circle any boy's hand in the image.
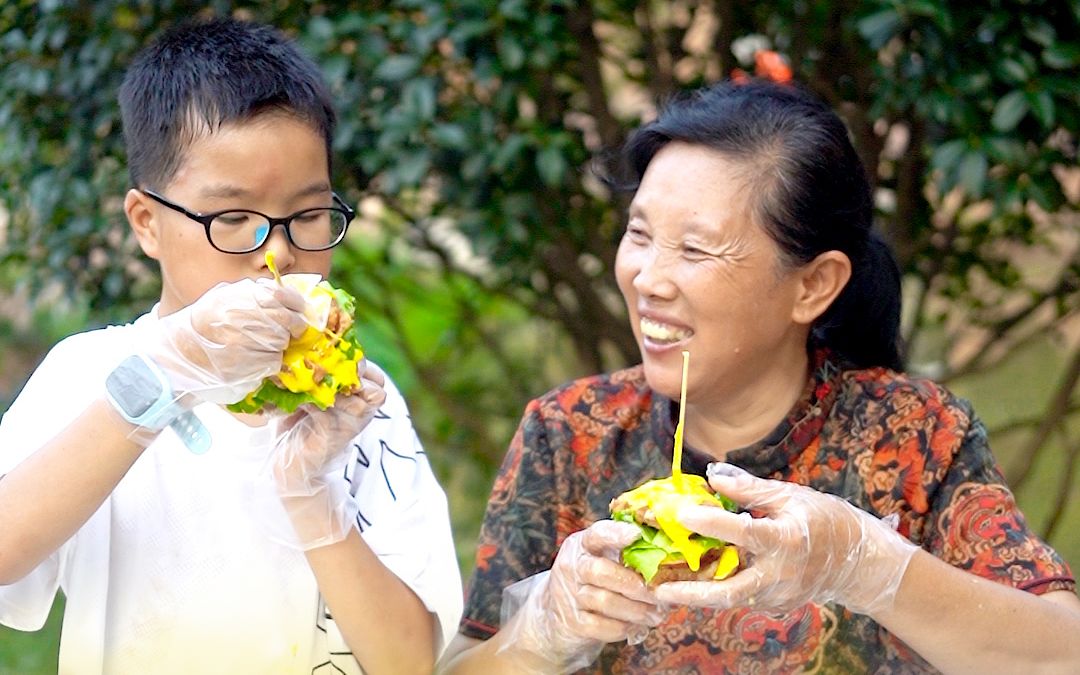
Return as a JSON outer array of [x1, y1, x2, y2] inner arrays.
[[149, 279, 309, 404], [267, 361, 387, 550]]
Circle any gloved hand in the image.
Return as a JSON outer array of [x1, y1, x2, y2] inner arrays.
[[653, 462, 919, 617], [495, 520, 664, 674], [147, 278, 309, 405], [264, 360, 387, 550]]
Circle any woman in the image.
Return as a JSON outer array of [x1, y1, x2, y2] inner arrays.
[[439, 81, 1080, 673]]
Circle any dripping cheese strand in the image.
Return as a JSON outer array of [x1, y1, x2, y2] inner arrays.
[[266, 250, 283, 285], [669, 349, 686, 486]]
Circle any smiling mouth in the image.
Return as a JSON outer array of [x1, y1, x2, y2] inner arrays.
[[640, 317, 693, 343]]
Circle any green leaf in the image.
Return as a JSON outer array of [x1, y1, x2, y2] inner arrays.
[[1023, 18, 1056, 47], [1027, 90, 1055, 128], [374, 54, 421, 81], [999, 59, 1030, 83], [394, 149, 431, 186], [307, 16, 335, 41], [622, 541, 669, 583], [931, 139, 966, 172], [958, 151, 988, 197], [535, 145, 567, 186], [492, 134, 527, 171], [857, 9, 902, 49], [431, 123, 468, 149], [1025, 179, 1057, 211], [985, 137, 1027, 164], [226, 381, 318, 414], [403, 78, 437, 121], [496, 35, 525, 71], [991, 90, 1029, 131], [1042, 42, 1080, 69]]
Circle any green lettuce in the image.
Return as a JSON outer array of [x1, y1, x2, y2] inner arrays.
[[612, 498, 733, 583]]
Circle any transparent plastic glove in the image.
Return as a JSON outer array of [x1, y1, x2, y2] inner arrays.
[[654, 462, 919, 617], [495, 520, 664, 674], [146, 278, 309, 405], [264, 361, 387, 550]]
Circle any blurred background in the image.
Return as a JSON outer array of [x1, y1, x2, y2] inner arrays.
[[1, 0, 1078, 670]]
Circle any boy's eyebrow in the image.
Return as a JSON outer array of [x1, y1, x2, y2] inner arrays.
[[197, 182, 332, 202]]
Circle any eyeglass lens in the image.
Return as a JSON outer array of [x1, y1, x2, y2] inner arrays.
[[209, 209, 348, 252]]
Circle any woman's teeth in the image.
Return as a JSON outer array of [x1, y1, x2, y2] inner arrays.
[[640, 317, 692, 343]]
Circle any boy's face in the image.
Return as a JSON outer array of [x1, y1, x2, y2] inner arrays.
[[125, 112, 336, 316]]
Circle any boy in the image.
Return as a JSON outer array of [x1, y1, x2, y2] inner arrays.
[[0, 18, 462, 675]]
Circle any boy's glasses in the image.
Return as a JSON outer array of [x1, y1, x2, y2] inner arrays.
[[141, 189, 355, 254]]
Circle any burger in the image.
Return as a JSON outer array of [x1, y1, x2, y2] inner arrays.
[[227, 273, 364, 414], [610, 474, 740, 585]]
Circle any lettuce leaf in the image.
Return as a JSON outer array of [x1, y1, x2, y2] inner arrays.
[[226, 380, 324, 414], [613, 508, 728, 584]]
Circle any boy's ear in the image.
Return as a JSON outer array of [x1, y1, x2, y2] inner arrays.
[[790, 250, 852, 326], [124, 189, 162, 260]]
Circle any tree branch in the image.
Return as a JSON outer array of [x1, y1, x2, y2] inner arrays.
[[635, 1, 673, 98], [711, 0, 737, 75], [1043, 425, 1078, 542], [944, 259, 1080, 381], [889, 116, 929, 268], [566, 1, 622, 148], [1009, 344, 1080, 490], [903, 214, 961, 357]]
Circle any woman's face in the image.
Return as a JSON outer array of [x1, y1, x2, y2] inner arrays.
[[615, 142, 811, 408]]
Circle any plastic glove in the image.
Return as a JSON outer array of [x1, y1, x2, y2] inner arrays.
[[147, 278, 309, 405], [263, 360, 387, 550], [495, 520, 664, 674], [653, 462, 919, 617]]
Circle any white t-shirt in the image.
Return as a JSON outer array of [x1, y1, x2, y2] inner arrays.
[[0, 313, 463, 674]]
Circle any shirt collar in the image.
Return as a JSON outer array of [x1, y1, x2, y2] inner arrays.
[[654, 348, 843, 478]]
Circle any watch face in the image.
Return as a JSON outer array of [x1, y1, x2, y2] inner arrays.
[[106, 355, 166, 417]]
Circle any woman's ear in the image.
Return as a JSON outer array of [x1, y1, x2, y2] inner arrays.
[[790, 250, 852, 325], [124, 189, 161, 260]]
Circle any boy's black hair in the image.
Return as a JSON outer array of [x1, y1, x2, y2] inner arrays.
[[119, 17, 336, 190], [602, 80, 904, 372]]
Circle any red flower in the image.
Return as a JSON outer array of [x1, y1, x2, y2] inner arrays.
[[731, 50, 794, 85], [755, 50, 793, 83]]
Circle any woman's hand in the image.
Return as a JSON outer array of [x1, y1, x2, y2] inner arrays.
[[267, 361, 387, 549], [654, 462, 918, 617], [496, 520, 664, 674]]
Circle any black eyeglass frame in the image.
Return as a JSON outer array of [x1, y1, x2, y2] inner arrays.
[[140, 188, 356, 254]]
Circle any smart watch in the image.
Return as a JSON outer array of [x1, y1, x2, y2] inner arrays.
[[105, 354, 212, 454]]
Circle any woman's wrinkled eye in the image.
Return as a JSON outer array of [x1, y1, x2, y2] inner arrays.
[[625, 223, 649, 242]]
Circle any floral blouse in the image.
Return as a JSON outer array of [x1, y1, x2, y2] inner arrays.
[[459, 351, 1075, 673]]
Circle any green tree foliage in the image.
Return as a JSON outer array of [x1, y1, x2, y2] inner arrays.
[[1, 0, 1078, 563]]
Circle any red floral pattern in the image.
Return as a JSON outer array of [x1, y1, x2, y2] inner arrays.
[[460, 351, 1075, 672]]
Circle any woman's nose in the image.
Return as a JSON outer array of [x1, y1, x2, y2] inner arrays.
[[632, 248, 678, 299]]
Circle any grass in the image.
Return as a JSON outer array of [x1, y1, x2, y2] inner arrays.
[[0, 596, 62, 674]]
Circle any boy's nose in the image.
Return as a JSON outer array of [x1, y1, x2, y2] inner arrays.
[[261, 226, 296, 273]]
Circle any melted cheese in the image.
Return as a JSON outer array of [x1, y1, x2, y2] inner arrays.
[[273, 277, 362, 406], [620, 474, 727, 571]]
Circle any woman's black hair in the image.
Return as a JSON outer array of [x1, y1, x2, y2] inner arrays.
[[118, 17, 336, 190], [604, 80, 904, 371]]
